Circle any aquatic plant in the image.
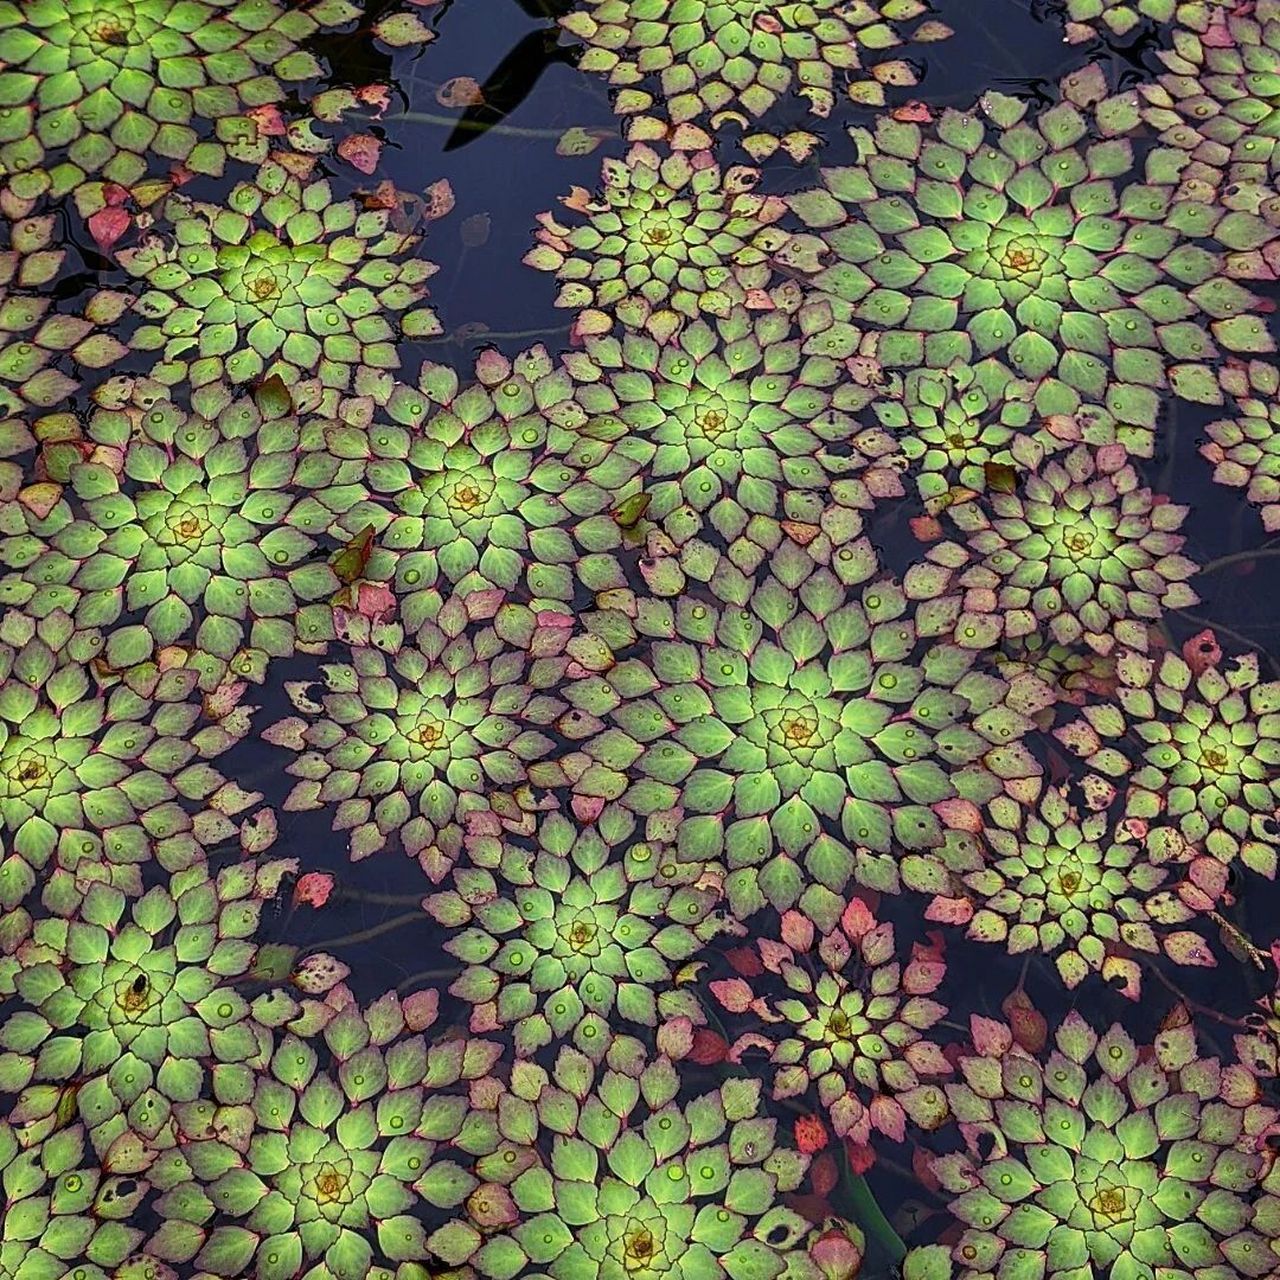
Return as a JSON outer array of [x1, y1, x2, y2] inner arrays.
[[0, 661, 234, 867], [525, 143, 787, 342], [0, 0, 356, 201], [430, 1044, 817, 1280], [272, 612, 566, 860], [560, 0, 950, 123], [120, 160, 440, 392], [783, 95, 1278, 415], [1057, 0, 1231, 41], [919, 1010, 1275, 1280], [0, 214, 127, 413], [305, 348, 581, 598], [872, 364, 1047, 501], [562, 305, 888, 525], [713, 898, 951, 1142], [932, 444, 1199, 655], [1201, 359, 1280, 532], [957, 785, 1226, 991], [594, 583, 1037, 886], [1141, 0, 1280, 187], [2, 379, 338, 689], [1055, 644, 1280, 875], [434, 815, 725, 1052]]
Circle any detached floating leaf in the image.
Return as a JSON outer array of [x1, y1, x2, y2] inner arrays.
[[293, 952, 352, 994]]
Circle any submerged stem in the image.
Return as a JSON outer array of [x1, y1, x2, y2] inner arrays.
[[310, 911, 424, 950], [384, 111, 572, 139]]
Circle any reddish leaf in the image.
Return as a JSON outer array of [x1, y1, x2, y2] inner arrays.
[[437, 76, 485, 107], [88, 207, 131, 257], [1001, 987, 1047, 1053], [1182, 628, 1222, 676], [355, 84, 392, 116], [246, 104, 287, 136], [424, 178, 456, 221], [294, 872, 335, 909], [726, 946, 763, 977], [810, 1152, 838, 1197], [338, 133, 383, 175], [794, 1114, 829, 1154], [688, 1029, 728, 1064], [843, 1139, 876, 1175]]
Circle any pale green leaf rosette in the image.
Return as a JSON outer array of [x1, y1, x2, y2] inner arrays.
[[934, 1012, 1272, 1280], [272, 610, 567, 862], [430, 1044, 822, 1280], [561, 0, 952, 124], [294, 347, 582, 602], [0, 860, 294, 1157], [0, 0, 359, 202], [119, 159, 441, 394], [782, 87, 1280, 426], [922, 444, 1200, 656], [577, 582, 1041, 911], [433, 811, 729, 1055], [525, 143, 788, 342], [957, 784, 1229, 993], [0, 378, 338, 691], [1055, 647, 1280, 875], [0, 660, 241, 874]]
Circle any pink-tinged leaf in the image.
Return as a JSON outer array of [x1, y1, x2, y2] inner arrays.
[[293, 953, 352, 994], [1182, 628, 1222, 675], [399, 988, 440, 1029], [424, 178, 455, 221], [726, 1031, 774, 1064], [969, 1014, 1013, 1057], [436, 76, 485, 107], [1101, 956, 1142, 1000], [338, 133, 382, 175], [294, 872, 335, 909], [860, 922, 895, 967], [709, 978, 754, 1013], [88, 206, 131, 257], [246, 104, 287, 136], [840, 895, 876, 940], [757, 938, 791, 973], [925, 895, 973, 925], [933, 798, 983, 832], [794, 1114, 829, 1154], [869, 1095, 907, 1142], [656, 1015, 693, 1060], [893, 99, 934, 122], [355, 83, 392, 116], [1164, 930, 1217, 967], [843, 1139, 877, 1175], [780, 909, 814, 953], [903, 954, 945, 995], [1001, 987, 1047, 1053], [570, 794, 605, 824]]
